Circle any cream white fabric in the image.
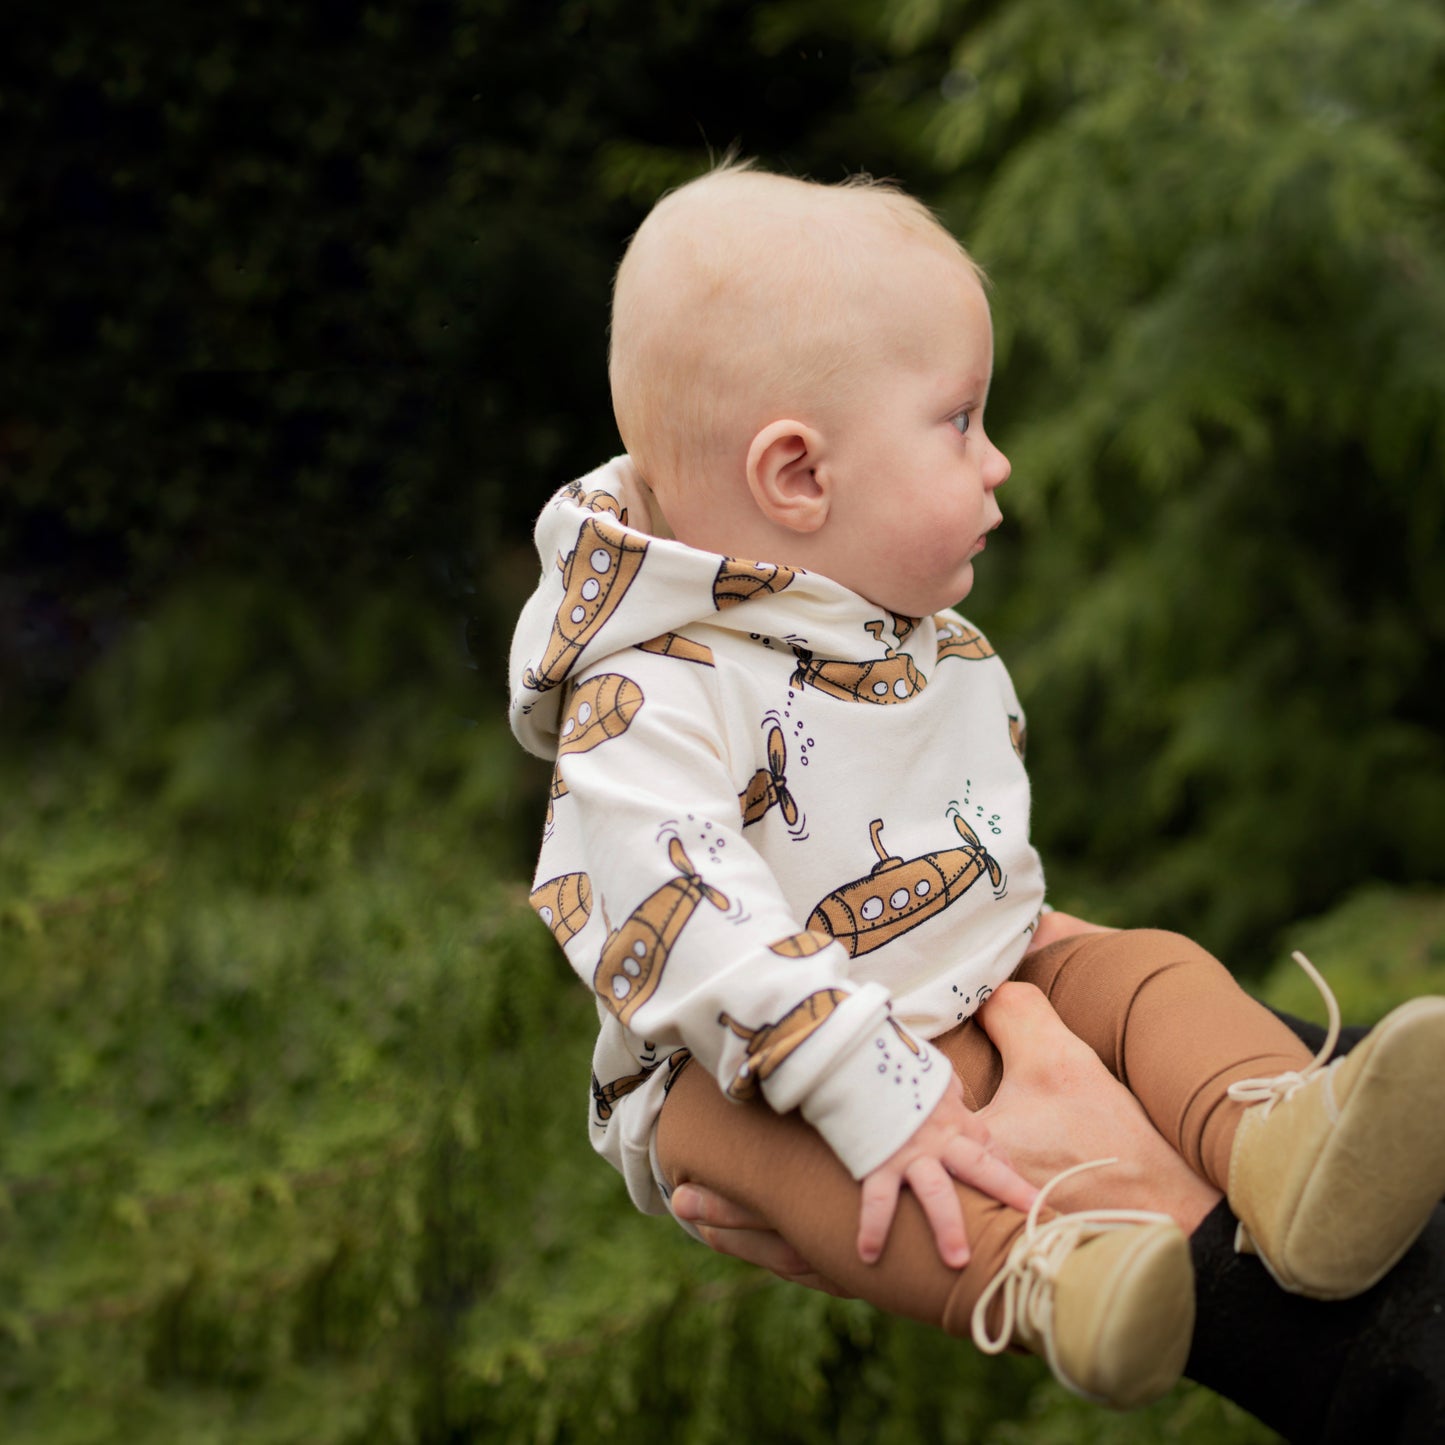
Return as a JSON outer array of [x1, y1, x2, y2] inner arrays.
[[509, 456, 1047, 1214]]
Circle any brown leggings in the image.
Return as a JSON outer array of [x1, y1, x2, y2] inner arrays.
[[654, 928, 1313, 1336]]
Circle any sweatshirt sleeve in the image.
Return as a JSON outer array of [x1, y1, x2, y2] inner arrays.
[[538, 646, 951, 1179]]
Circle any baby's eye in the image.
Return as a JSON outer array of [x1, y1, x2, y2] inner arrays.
[[950, 411, 971, 436]]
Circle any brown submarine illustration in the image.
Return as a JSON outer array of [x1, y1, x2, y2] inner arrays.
[[530, 871, 593, 948], [635, 632, 715, 666], [544, 762, 563, 834], [556, 674, 644, 763], [934, 613, 996, 662], [559, 479, 628, 522], [594, 838, 729, 1028], [739, 725, 798, 827], [545, 674, 645, 824], [591, 1047, 691, 1123], [523, 516, 648, 693], [768, 929, 836, 958], [714, 556, 796, 610], [889, 612, 920, 647], [719, 992, 931, 1100], [791, 618, 926, 704], [1009, 714, 1027, 760], [719, 988, 849, 1099], [808, 815, 1003, 958]]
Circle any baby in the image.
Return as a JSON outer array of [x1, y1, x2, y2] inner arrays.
[[507, 160, 1445, 1408]]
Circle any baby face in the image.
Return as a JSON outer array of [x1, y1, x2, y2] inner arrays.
[[815, 244, 1010, 618]]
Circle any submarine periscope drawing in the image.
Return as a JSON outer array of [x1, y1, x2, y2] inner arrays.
[[790, 618, 926, 704]]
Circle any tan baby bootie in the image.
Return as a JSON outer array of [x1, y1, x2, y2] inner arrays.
[[1227, 952, 1445, 1299], [972, 1162, 1195, 1410]]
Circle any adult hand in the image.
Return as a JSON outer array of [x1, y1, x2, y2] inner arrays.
[[669, 1183, 855, 1297], [972, 982, 1222, 1228]]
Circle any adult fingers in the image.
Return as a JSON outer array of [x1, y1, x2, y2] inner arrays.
[[976, 981, 1095, 1080], [672, 1184, 806, 1271], [673, 1184, 834, 1283], [671, 1183, 770, 1232], [794, 1271, 856, 1300], [701, 1224, 817, 1278]]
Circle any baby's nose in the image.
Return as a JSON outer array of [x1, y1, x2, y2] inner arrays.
[[988, 444, 1012, 488]]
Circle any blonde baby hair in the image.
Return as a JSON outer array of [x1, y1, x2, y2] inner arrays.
[[608, 157, 983, 502]]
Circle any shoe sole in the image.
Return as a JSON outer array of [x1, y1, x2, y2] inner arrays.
[[1277, 996, 1445, 1299], [1063, 1223, 1194, 1410]]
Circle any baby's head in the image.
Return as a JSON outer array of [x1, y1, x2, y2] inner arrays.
[[609, 161, 1012, 617]]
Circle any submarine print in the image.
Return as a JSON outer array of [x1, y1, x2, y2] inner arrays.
[[808, 814, 1004, 958]]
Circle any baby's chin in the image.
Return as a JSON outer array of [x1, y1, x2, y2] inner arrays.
[[863, 571, 975, 621]]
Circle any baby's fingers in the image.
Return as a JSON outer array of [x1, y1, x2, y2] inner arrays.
[[856, 1171, 903, 1264], [905, 1157, 971, 1269]]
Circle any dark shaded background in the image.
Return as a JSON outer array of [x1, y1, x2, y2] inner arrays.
[[5, 0, 1444, 956], [3, 1, 922, 704]]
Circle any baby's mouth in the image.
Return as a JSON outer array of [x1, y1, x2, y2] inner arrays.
[[970, 518, 1002, 558]]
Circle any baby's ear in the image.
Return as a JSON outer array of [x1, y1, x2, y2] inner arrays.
[[745, 420, 829, 534]]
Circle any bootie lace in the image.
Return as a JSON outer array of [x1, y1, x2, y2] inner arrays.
[[970, 1158, 1177, 1392], [1225, 950, 1342, 1118], [1225, 950, 1343, 1259]]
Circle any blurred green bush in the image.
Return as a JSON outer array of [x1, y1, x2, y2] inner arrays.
[[6, 0, 1442, 961], [5, 0, 1445, 1437], [3, 547, 1440, 1443], [0, 598, 1286, 1445]]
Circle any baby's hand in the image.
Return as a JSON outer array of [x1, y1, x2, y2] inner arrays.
[[857, 1077, 1038, 1268]]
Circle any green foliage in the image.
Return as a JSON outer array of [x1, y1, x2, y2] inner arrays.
[[8, 0, 1445, 1436], [0, 590, 1294, 1444], [2, 0, 897, 709], [14, 0, 1439, 959], [909, 0, 1445, 959], [5, 568, 1439, 1443], [70, 577, 506, 831], [1, 772, 1286, 1443], [1257, 885, 1445, 1025]]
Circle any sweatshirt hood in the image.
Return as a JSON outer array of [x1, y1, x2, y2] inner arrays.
[[508, 456, 929, 760]]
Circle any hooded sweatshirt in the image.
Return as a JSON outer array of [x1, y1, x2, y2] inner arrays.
[[509, 456, 1047, 1215]]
